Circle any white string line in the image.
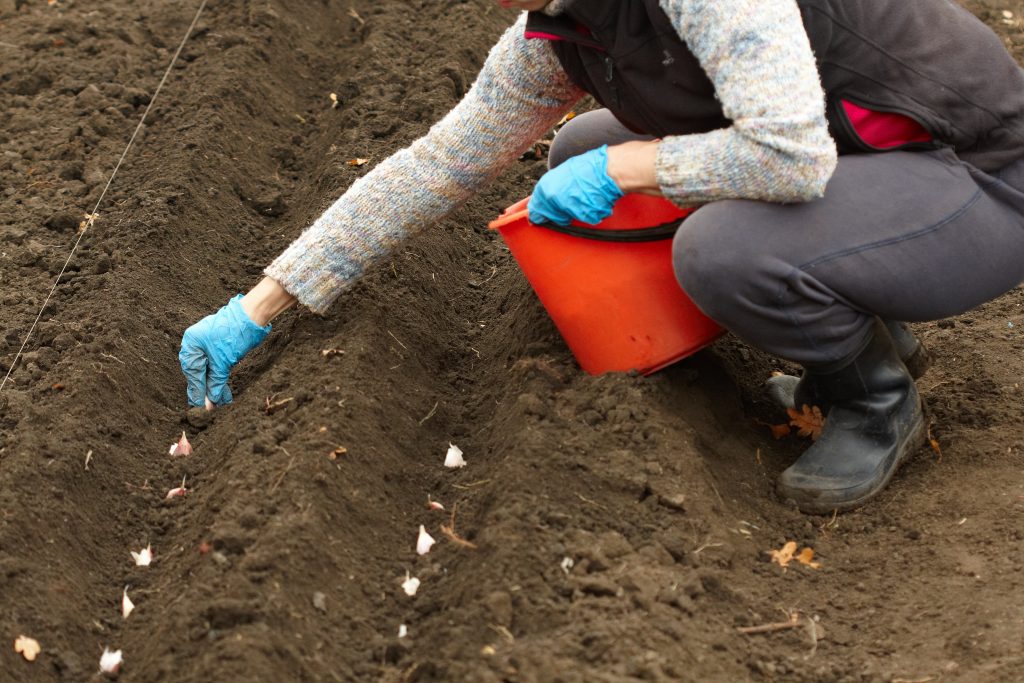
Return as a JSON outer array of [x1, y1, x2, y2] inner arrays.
[[0, 0, 209, 396]]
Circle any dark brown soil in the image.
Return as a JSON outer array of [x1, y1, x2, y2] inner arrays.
[[3, 1, 1024, 681]]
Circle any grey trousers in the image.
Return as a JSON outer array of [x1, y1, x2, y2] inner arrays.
[[551, 109, 1024, 366]]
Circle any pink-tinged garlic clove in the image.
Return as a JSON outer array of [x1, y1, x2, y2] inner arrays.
[[427, 496, 445, 511], [416, 525, 435, 555], [165, 476, 188, 500], [168, 431, 193, 457]]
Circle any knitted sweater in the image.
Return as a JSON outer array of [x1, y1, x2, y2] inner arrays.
[[266, 0, 837, 314]]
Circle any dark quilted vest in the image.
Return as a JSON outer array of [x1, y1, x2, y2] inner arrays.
[[526, 0, 1024, 172]]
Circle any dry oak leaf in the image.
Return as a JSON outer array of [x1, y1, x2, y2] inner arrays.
[[768, 541, 822, 570], [787, 404, 825, 441], [927, 423, 942, 460], [796, 547, 822, 569], [14, 635, 41, 662], [769, 541, 797, 568]]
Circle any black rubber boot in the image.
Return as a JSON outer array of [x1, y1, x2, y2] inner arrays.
[[765, 320, 931, 411], [776, 321, 927, 514]]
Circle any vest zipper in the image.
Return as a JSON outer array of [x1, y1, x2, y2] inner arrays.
[[604, 56, 621, 110]]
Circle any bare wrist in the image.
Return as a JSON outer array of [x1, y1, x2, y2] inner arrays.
[[606, 140, 662, 195], [241, 277, 297, 327]]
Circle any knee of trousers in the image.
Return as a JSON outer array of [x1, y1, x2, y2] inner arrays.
[[548, 110, 652, 169], [672, 201, 781, 327], [548, 115, 600, 169]]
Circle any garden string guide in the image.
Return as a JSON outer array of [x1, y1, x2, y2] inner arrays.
[[0, 0, 209, 395]]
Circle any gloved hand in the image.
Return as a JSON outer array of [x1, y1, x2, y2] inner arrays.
[[179, 294, 271, 407], [528, 144, 624, 226]]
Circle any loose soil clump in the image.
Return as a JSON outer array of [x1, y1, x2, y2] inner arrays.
[[2, 1, 1024, 681]]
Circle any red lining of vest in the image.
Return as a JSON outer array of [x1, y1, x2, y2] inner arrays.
[[524, 30, 564, 41], [842, 101, 932, 148]]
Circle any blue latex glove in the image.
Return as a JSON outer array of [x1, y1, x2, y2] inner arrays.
[[179, 294, 271, 407], [528, 145, 624, 226]]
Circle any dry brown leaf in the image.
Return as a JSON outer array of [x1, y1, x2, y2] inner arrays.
[[768, 423, 791, 440], [768, 542, 822, 570], [787, 404, 825, 441], [768, 541, 797, 568], [78, 212, 99, 233], [796, 546, 822, 569], [927, 424, 942, 460], [346, 158, 370, 166], [14, 635, 40, 662]]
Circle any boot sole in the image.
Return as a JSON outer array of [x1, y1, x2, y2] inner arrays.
[[781, 401, 928, 515]]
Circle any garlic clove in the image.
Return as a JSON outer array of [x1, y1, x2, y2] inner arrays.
[[99, 647, 123, 678], [121, 586, 134, 619], [443, 443, 466, 468], [169, 431, 193, 457], [130, 545, 152, 567], [165, 476, 188, 500], [427, 496, 445, 511], [401, 572, 421, 597], [398, 624, 408, 638], [416, 525, 435, 555]]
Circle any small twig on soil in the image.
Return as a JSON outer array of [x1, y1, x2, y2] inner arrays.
[[348, 7, 365, 25], [736, 611, 802, 635], [440, 502, 478, 549], [418, 401, 439, 426], [100, 352, 125, 364], [264, 394, 295, 415], [488, 624, 515, 644], [0, 42, 21, 49], [892, 677, 936, 683], [469, 347, 481, 359], [387, 330, 407, 350], [818, 509, 839, 536], [708, 479, 724, 506], [84, 449, 93, 471], [270, 447, 297, 493], [804, 614, 820, 659], [452, 479, 491, 490], [694, 541, 723, 555], [575, 492, 607, 510]]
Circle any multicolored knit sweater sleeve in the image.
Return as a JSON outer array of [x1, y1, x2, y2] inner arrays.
[[267, 2, 837, 314], [653, 0, 837, 207], [265, 15, 582, 314]]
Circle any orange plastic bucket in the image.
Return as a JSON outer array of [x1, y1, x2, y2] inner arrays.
[[489, 193, 723, 375]]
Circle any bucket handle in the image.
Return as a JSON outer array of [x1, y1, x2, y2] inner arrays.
[[488, 207, 683, 243]]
